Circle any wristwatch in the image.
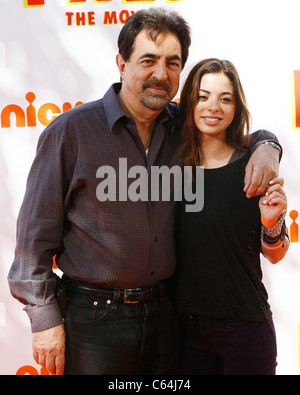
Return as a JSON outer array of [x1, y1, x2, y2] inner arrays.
[[263, 141, 282, 160]]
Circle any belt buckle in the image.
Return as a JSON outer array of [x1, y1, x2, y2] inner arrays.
[[124, 288, 142, 304]]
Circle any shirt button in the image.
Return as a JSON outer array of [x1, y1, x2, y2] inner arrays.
[[154, 236, 158, 242]]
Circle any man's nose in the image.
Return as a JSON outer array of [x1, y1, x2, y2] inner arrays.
[[152, 62, 168, 81]]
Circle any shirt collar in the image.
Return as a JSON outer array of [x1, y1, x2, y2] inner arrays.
[[103, 83, 126, 132], [103, 82, 176, 133]]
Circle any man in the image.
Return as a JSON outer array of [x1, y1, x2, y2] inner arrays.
[[8, 8, 281, 375]]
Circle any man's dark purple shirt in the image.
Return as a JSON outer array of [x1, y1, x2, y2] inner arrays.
[[8, 83, 279, 332]]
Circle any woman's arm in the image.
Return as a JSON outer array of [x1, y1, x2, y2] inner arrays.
[[259, 177, 290, 264], [261, 236, 290, 264]]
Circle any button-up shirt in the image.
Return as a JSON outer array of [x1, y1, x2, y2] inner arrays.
[[8, 83, 181, 332], [8, 82, 280, 333]]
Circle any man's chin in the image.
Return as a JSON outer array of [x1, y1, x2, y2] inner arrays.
[[140, 94, 172, 111]]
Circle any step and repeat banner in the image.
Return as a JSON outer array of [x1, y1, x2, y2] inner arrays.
[[1, 0, 300, 375]]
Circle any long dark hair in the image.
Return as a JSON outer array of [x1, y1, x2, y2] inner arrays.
[[178, 58, 251, 167]]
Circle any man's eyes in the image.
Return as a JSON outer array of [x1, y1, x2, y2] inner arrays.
[[140, 59, 180, 70], [168, 61, 181, 70]]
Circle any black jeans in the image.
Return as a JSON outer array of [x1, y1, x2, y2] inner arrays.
[[64, 288, 179, 375], [180, 316, 277, 375]]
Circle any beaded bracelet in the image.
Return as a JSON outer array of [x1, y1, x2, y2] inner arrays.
[[261, 222, 286, 245], [261, 210, 287, 245]]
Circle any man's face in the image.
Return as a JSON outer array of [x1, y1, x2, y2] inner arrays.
[[117, 30, 182, 113]]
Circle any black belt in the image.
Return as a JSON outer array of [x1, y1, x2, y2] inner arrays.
[[67, 277, 164, 304]]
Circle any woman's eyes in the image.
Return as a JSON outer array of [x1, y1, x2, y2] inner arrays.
[[198, 95, 232, 103]]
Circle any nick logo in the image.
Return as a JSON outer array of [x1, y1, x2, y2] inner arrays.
[[24, 0, 184, 7], [292, 71, 300, 130], [1, 92, 83, 128]]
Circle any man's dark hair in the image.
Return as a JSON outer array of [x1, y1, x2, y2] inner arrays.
[[118, 8, 191, 69]]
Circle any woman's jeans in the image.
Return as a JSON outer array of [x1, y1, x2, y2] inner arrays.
[[64, 288, 179, 375], [180, 315, 277, 375]]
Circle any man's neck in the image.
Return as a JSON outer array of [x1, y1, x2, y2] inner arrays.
[[118, 90, 163, 150]]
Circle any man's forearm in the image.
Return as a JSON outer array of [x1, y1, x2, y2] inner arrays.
[[249, 129, 282, 160], [244, 130, 281, 198]]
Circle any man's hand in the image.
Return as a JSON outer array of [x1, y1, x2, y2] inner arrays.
[[244, 143, 280, 198], [32, 324, 65, 375]]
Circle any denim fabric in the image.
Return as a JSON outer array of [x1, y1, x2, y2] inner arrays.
[[180, 316, 277, 375], [64, 290, 179, 375]]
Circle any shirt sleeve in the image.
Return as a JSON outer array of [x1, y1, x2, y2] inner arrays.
[[249, 129, 282, 160], [7, 120, 73, 333]]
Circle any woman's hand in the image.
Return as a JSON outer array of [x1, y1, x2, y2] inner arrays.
[[259, 177, 287, 221], [259, 177, 289, 264]]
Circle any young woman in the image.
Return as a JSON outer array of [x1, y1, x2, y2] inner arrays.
[[176, 58, 289, 375]]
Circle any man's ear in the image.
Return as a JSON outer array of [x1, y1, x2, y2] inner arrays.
[[116, 54, 126, 81]]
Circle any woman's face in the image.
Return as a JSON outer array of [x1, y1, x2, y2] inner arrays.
[[193, 72, 236, 138]]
